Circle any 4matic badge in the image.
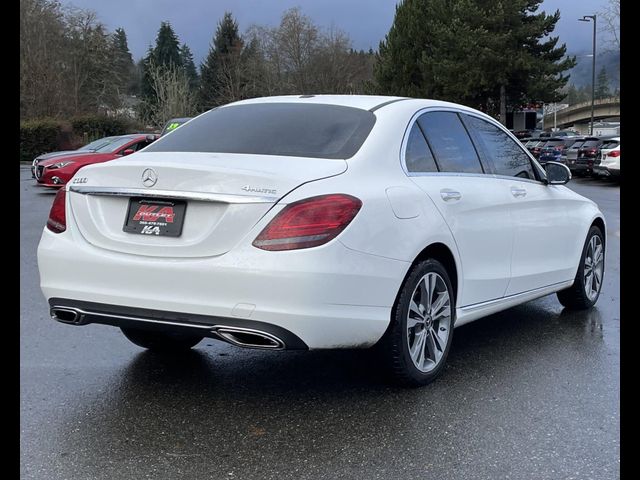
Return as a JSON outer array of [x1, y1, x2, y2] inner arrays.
[[241, 185, 277, 195]]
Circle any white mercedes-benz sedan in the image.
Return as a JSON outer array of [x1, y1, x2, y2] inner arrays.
[[37, 95, 606, 386]]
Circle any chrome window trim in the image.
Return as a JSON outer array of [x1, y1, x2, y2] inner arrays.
[[68, 185, 277, 204], [399, 106, 547, 184]]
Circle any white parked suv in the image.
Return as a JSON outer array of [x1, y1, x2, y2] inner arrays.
[[595, 137, 620, 178], [37, 95, 606, 386]]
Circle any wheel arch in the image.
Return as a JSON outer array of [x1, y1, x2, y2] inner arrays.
[[591, 216, 606, 246], [399, 242, 460, 309]]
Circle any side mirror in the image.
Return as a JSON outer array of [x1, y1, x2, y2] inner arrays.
[[122, 149, 135, 156], [146, 134, 157, 142], [545, 161, 571, 185]]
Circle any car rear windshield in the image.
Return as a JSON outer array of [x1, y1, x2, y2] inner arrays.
[[569, 141, 585, 149], [542, 140, 563, 147], [145, 103, 377, 159], [582, 140, 601, 147], [601, 140, 620, 149]]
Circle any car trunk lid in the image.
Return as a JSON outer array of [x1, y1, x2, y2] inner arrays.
[[68, 152, 347, 257]]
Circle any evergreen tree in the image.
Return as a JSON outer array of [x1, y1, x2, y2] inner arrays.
[[179, 44, 199, 93], [111, 27, 136, 95], [595, 67, 611, 99], [374, 0, 575, 119], [152, 21, 182, 68], [199, 12, 243, 109], [140, 22, 184, 120]]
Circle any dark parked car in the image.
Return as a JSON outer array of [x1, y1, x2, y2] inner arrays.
[[160, 117, 192, 136], [565, 137, 587, 166], [526, 139, 546, 159], [569, 136, 618, 176], [538, 137, 581, 165]]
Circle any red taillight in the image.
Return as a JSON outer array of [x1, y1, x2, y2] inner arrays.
[[554, 146, 563, 152], [46, 188, 66, 233], [253, 194, 362, 251], [607, 150, 620, 157]]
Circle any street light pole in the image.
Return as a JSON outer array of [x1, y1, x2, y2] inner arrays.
[[579, 15, 597, 135]]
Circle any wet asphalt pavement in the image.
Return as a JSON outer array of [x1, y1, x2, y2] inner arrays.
[[20, 167, 620, 479]]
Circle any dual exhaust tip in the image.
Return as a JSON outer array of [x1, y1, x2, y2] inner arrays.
[[50, 307, 286, 350], [214, 327, 284, 349], [51, 307, 85, 325]]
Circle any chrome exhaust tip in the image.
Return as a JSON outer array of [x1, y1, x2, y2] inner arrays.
[[214, 326, 285, 350], [51, 307, 84, 325]]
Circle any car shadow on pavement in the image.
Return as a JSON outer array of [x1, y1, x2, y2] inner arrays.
[[46, 298, 617, 480]]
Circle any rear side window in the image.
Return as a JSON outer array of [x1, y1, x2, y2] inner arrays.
[[404, 123, 438, 173], [461, 114, 535, 179], [144, 103, 376, 159], [417, 112, 483, 173]]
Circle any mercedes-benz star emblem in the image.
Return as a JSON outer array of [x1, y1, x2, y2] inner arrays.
[[141, 168, 157, 187]]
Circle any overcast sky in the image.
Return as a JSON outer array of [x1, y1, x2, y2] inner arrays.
[[59, 0, 613, 65]]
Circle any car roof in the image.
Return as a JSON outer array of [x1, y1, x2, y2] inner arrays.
[[227, 94, 406, 111], [227, 94, 489, 113], [164, 117, 192, 123]]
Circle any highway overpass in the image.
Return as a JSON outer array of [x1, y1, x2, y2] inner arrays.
[[542, 96, 619, 129]]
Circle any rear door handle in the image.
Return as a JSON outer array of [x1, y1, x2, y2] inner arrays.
[[440, 189, 462, 202], [511, 187, 527, 198]]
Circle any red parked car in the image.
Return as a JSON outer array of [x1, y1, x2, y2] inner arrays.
[[35, 134, 158, 188]]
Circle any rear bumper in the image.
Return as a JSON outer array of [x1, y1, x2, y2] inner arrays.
[[48, 298, 308, 350], [608, 166, 620, 176], [568, 162, 591, 172], [592, 166, 610, 176], [38, 227, 409, 349]]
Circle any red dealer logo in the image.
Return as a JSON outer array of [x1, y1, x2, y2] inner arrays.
[[133, 205, 175, 223]]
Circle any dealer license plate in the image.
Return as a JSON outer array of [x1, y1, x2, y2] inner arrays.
[[123, 198, 186, 237]]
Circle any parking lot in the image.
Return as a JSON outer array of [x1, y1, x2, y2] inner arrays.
[[20, 166, 619, 479]]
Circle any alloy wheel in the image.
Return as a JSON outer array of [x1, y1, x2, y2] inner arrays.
[[584, 235, 604, 301], [406, 272, 452, 372]]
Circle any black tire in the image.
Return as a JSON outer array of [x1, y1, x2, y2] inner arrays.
[[121, 327, 203, 352], [557, 225, 605, 310], [377, 259, 455, 387]]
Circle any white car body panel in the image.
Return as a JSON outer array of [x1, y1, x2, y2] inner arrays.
[[37, 95, 606, 350], [599, 143, 620, 174], [409, 174, 514, 306], [504, 180, 591, 295]]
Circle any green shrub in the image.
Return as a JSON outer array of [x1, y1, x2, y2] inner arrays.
[[19, 119, 74, 162], [20, 115, 144, 162], [70, 115, 133, 140]]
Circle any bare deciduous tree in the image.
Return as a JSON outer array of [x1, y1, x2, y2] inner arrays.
[[20, 0, 67, 118], [241, 8, 374, 100], [599, 0, 620, 52], [146, 59, 196, 127], [21, 0, 134, 120]]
